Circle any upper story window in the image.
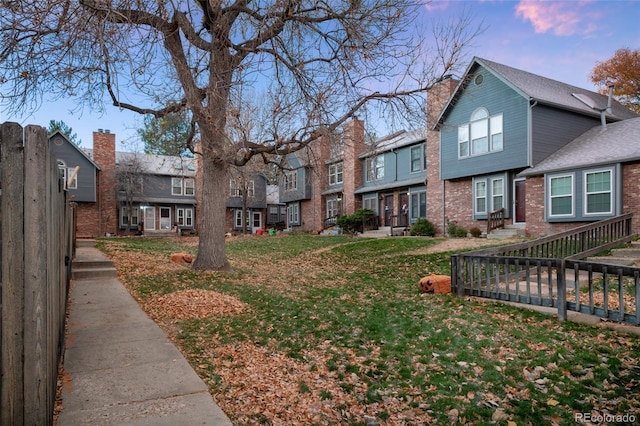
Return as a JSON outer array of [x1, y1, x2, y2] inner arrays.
[[284, 170, 298, 191], [458, 108, 503, 158], [328, 162, 343, 185], [57, 160, 77, 189], [366, 156, 384, 181], [230, 179, 255, 197], [172, 177, 195, 196], [411, 144, 426, 172]]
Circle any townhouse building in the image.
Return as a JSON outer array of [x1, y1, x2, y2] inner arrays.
[[278, 57, 640, 238]]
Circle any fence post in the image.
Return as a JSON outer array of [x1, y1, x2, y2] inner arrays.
[[557, 259, 567, 321], [451, 254, 464, 297], [1, 122, 26, 425]]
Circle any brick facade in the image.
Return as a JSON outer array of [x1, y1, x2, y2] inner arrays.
[[426, 77, 458, 235], [341, 119, 365, 214], [74, 130, 117, 238], [623, 162, 640, 235]]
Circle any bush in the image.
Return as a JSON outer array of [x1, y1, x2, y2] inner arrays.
[[447, 221, 468, 238], [337, 209, 375, 233], [469, 227, 482, 238], [409, 218, 435, 237]]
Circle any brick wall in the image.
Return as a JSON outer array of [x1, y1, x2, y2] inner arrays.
[[622, 162, 640, 235], [92, 131, 118, 236], [342, 119, 365, 215], [426, 77, 458, 235], [75, 202, 100, 238]]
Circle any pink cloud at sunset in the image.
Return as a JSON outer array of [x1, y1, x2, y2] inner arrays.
[[515, 0, 602, 36]]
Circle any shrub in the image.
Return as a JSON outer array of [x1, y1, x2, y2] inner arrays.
[[409, 218, 435, 237], [469, 227, 482, 238], [337, 209, 375, 233], [447, 221, 468, 238]]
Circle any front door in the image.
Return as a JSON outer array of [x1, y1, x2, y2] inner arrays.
[[252, 211, 262, 233], [514, 179, 526, 224], [143, 206, 156, 230], [384, 195, 394, 226], [159, 207, 172, 230]]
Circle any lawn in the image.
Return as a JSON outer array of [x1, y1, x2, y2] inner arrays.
[[98, 235, 640, 426]]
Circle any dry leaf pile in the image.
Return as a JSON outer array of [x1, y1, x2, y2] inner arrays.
[[146, 289, 249, 320], [203, 339, 434, 426]]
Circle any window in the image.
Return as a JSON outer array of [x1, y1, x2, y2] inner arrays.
[[173, 178, 195, 196], [287, 203, 300, 225], [268, 206, 280, 223], [57, 160, 78, 189], [235, 209, 249, 228], [491, 178, 504, 211], [120, 206, 140, 227], [549, 175, 573, 217], [585, 170, 612, 214], [176, 208, 193, 227], [285, 171, 297, 191], [363, 196, 378, 214], [366, 156, 384, 181], [411, 145, 425, 172], [475, 181, 487, 214], [184, 179, 195, 196], [327, 198, 340, 218], [410, 191, 426, 220], [172, 178, 183, 195], [459, 108, 503, 158], [230, 179, 255, 197], [328, 162, 343, 185]]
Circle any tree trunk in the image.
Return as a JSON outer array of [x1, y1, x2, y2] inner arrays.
[[193, 153, 231, 271]]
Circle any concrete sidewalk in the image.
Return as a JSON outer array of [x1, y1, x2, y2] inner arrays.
[[57, 240, 232, 426]]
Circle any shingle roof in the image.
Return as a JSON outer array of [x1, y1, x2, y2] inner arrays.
[[359, 128, 425, 159], [83, 149, 197, 176], [435, 57, 638, 128], [477, 58, 637, 121], [519, 117, 640, 176]]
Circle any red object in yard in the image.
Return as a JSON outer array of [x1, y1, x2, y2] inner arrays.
[[419, 274, 452, 294], [256, 228, 264, 235]]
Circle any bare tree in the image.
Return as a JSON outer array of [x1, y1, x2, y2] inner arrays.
[[1, 0, 480, 270], [116, 152, 146, 235]]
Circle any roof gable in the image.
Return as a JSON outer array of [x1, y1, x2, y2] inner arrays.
[[49, 130, 100, 170], [434, 57, 638, 129]]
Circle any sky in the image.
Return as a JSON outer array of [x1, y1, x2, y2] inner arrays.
[[3, 0, 639, 151]]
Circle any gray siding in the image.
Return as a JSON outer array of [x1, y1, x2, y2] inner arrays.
[[531, 105, 602, 166], [227, 174, 268, 209], [440, 67, 530, 180], [49, 134, 97, 202], [279, 167, 312, 203], [545, 164, 622, 222]]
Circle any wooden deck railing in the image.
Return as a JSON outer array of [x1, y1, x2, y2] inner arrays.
[[487, 208, 505, 234], [452, 213, 637, 325]]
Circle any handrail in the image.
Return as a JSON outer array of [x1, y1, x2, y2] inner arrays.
[[487, 208, 505, 235], [469, 212, 634, 260]]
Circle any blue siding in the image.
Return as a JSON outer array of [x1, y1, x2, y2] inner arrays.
[[531, 105, 602, 165], [441, 67, 530, 180], [49, 134, 97, 202]]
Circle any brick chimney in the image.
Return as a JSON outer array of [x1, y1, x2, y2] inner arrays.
[[426, 76, 458, 235], [92, 130, 118, 236], [342, 118, 365, 215]]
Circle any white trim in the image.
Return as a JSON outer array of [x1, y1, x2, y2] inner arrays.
[[583, 167, 614, 216]]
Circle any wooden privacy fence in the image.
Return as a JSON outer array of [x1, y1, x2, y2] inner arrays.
[[451, 213, 639, 325], [1, 122, 76, 425]]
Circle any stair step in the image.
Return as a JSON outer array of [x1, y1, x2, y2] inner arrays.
[[610, 248, 640, 258], [72, 267, 118, 280], [73, 259, 115, 269], [585, 256, 636, 266]]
